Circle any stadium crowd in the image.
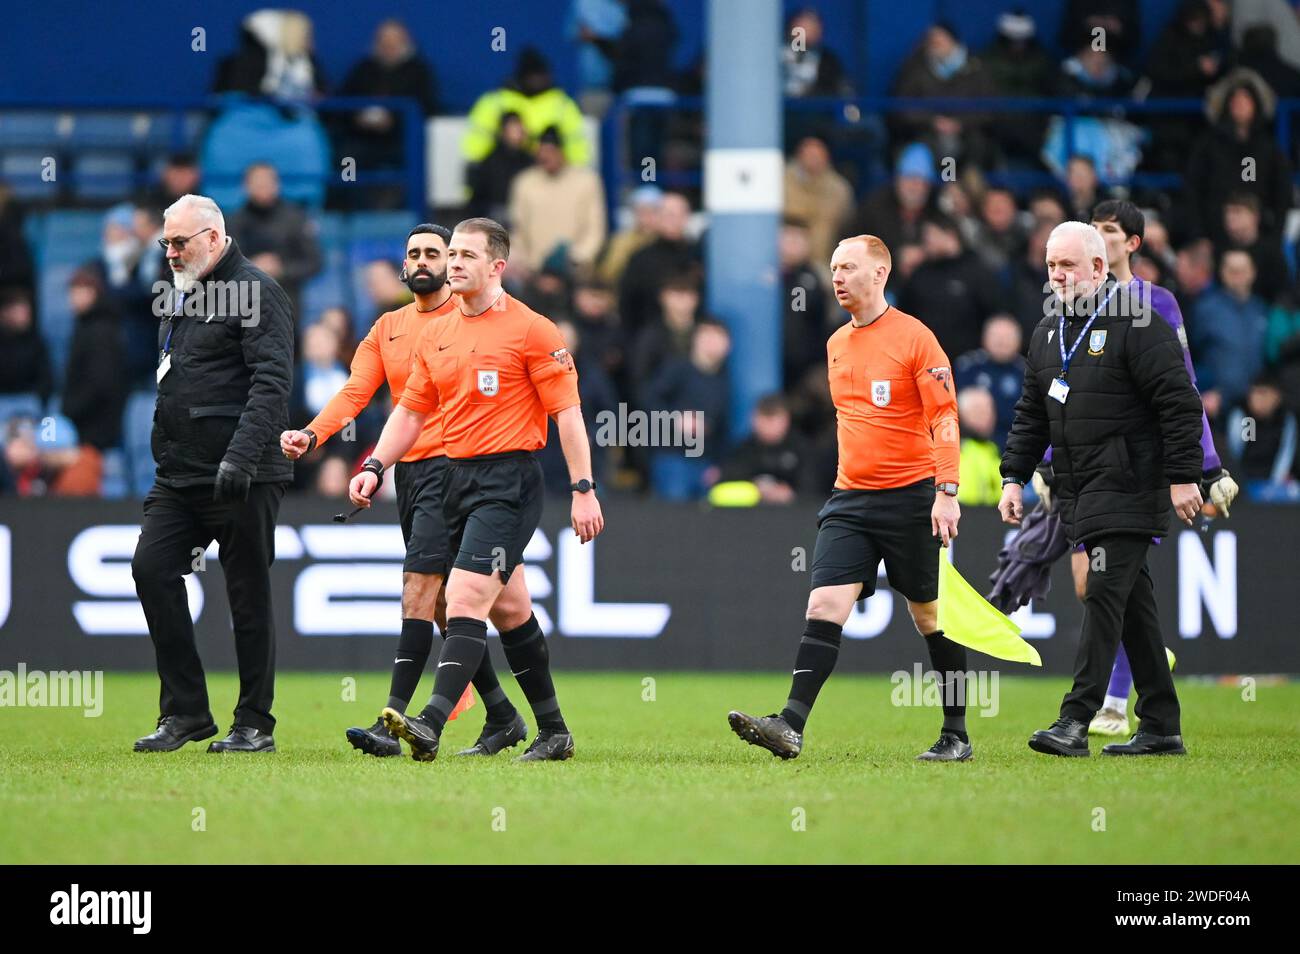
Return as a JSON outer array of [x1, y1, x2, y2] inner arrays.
[[2, 1, 1300, 503]]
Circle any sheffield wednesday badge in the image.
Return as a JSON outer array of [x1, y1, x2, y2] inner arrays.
[[1088, 329, 1107, 355]]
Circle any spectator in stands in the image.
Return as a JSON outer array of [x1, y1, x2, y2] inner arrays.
[[780, 217, 830, 388], [618, 191, 701, 335], [227, 162, 323, 321], [0, 184, 34, 297], [1, 414, 100, 497], [463, 47, 590, 167], [644, 319, 731, 501], [1234, 23, 1300, 98], [317, 305, 359, 368], [1139, 214, 1178, 277], [570, 274, 626, 393], [467, 111, 534, 223], [298, 321, 349, 421], [897, 214, 1002, 360], [849, 143, 940, 267], [1059, 0, 1142, 68], [956, 387, 1003, 505], [1192, 248, 1269, 419], [715, 393, 815, 502], [604, 0, 679, 93], [214, 9, 325, 101], [1058, 39, 1135, 98], [1028, 189, 1068, 229], [783, 136, 854, 273], [337, 19, 439, 170], [1147, 0, 1226, 98], [362, 260, 412, 320], [782, 8, 852, 97], [955, 314, 1025, 448], [507, 127, 607, 277], [569, 0, 628, 114], [0, 289, 52, 404], [539, 317, 620, 491], [61, 268, 126, 453], [1012, 221, 1055, 341], [1225, 374, 1299, 496], [142, 153, 202, 214], [1064, 155, 1103, 222], [1219, 192, 1289, 303], [971, 186, 1027, 273], [632, 274, 702, 400], [981, 11, 1058, 162], [597, 185, 661, 289], [891, 23, 997, 142], [1266, 290, 1300, 412], [1186, 69, 1292, 241]]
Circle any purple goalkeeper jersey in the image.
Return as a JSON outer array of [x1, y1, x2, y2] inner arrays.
[[1042, 277, 1221, 472]]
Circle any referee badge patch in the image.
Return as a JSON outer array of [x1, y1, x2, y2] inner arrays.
[[1088, 329, 1107, 355], [550, 347, 575, 372], [871, 380, 891, 407], [476, 369, 499, 396]]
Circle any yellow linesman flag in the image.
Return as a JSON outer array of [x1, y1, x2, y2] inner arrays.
[[937, 554, 1042, 666]]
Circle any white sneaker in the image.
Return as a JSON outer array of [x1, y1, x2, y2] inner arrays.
[[1089, 707, 1130, 737]]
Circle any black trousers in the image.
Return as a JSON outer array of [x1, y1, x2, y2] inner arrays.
[[1061, 533, 1181, 735], [131, 481, 285, 733]]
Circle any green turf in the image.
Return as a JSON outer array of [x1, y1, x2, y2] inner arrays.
[[1, 672, 1296, 864]]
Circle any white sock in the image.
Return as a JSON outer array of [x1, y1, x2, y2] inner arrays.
[[1103, 694, 1128, 716]]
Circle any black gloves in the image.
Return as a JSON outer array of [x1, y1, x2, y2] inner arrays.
[[214, 459, 253, 503]]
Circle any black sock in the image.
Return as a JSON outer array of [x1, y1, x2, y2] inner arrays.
[[780, 619, 842, 733], [924, 630, 968, 742], [418, 617, 487, 735], [470, 645, 518, 724], [499, 614, 566, 732], [386, 619, 434, 713]]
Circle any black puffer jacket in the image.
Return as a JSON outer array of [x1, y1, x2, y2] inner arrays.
[[1001, 276, 1203, 544], [151, 239, 293, 487]]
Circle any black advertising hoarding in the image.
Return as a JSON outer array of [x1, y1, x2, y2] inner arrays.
[[0, 498, 1294, 674]]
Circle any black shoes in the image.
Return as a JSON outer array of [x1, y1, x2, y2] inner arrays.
[[382, 706, 439, 762], [1029, 717, 1091, 757], [516, 729, 575, 762], [916, 732, 973, 762], [1102, 731, 1187, 756], [133, 713, 219, 752], [346, 717, 401, 758], [727, 711, 803, 760], [207, 725, 276, 753], [457, 712, 529, 756]]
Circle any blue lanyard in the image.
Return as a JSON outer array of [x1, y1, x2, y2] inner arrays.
[[1058, 283, 1119, 378], [162, 292, 183, 354]]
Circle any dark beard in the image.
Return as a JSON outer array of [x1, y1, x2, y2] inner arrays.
[[406, 268, 446, 295]]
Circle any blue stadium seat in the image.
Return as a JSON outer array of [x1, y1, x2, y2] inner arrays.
[[0, 111, 71, 148], [69, 112, 148, 149], [38, 262, 78, 383], [71, 152, 136, 201], [142, 110, 207, 152], [347, 211, 417, 242], [200, 100, 330, 210], [1, 150, 59, 201], [34, 210, 102, 268], [122, 389, 157, 497], [100, 447, 128, 499], [299, 212, 349, 327]]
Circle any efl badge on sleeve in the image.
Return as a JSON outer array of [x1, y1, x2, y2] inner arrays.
[[476, 369, 499, 396], [550, 347, 575, 372], [871, 380, 891, 407], [1088, 329, 1107, 355]]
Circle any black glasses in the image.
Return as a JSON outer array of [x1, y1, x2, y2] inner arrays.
[[158, 227, 213, 252]]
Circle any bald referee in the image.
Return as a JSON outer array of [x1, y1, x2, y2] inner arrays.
[[729, 235, 969, 762]]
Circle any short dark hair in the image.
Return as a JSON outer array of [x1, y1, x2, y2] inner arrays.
[[453, 217, 511, 261], [754, 393, 788, 416], [1224, 192, 1262, 216], [1091, 199, 1145, 243], [407, 223, 452, 246]]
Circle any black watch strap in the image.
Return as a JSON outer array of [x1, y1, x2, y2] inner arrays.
[[570, 479, 596, 493]]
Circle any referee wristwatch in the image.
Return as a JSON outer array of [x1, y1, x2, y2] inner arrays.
[[937, 482, 958, 496], [1001, 476, 1024, 487], [570, 479, 597, 494]]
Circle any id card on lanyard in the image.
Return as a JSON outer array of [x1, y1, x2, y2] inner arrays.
[[1052, 284, 1118, 404], [157, 292, 182, 383]]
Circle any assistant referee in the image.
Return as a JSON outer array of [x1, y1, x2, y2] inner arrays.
[[348, 217, 604, 763], [729, 234, 971, 762]]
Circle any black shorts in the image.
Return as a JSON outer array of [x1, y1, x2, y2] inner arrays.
[[810, 478, 940, 602], [393, 455, 450, 576], [443, 450, 543, 582]]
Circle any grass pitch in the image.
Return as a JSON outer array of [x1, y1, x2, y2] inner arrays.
[[1, 672, 1296, 864]]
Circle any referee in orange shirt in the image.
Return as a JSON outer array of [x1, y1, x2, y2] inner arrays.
[[729, 235, 970, 762], [281, 224, 525, 757], [348, 217, 604, 763]]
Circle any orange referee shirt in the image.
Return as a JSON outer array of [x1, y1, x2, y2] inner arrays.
[[306, 298, 457, 463], [827, 306, 960, 490], [400, 292, 580, 459]]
